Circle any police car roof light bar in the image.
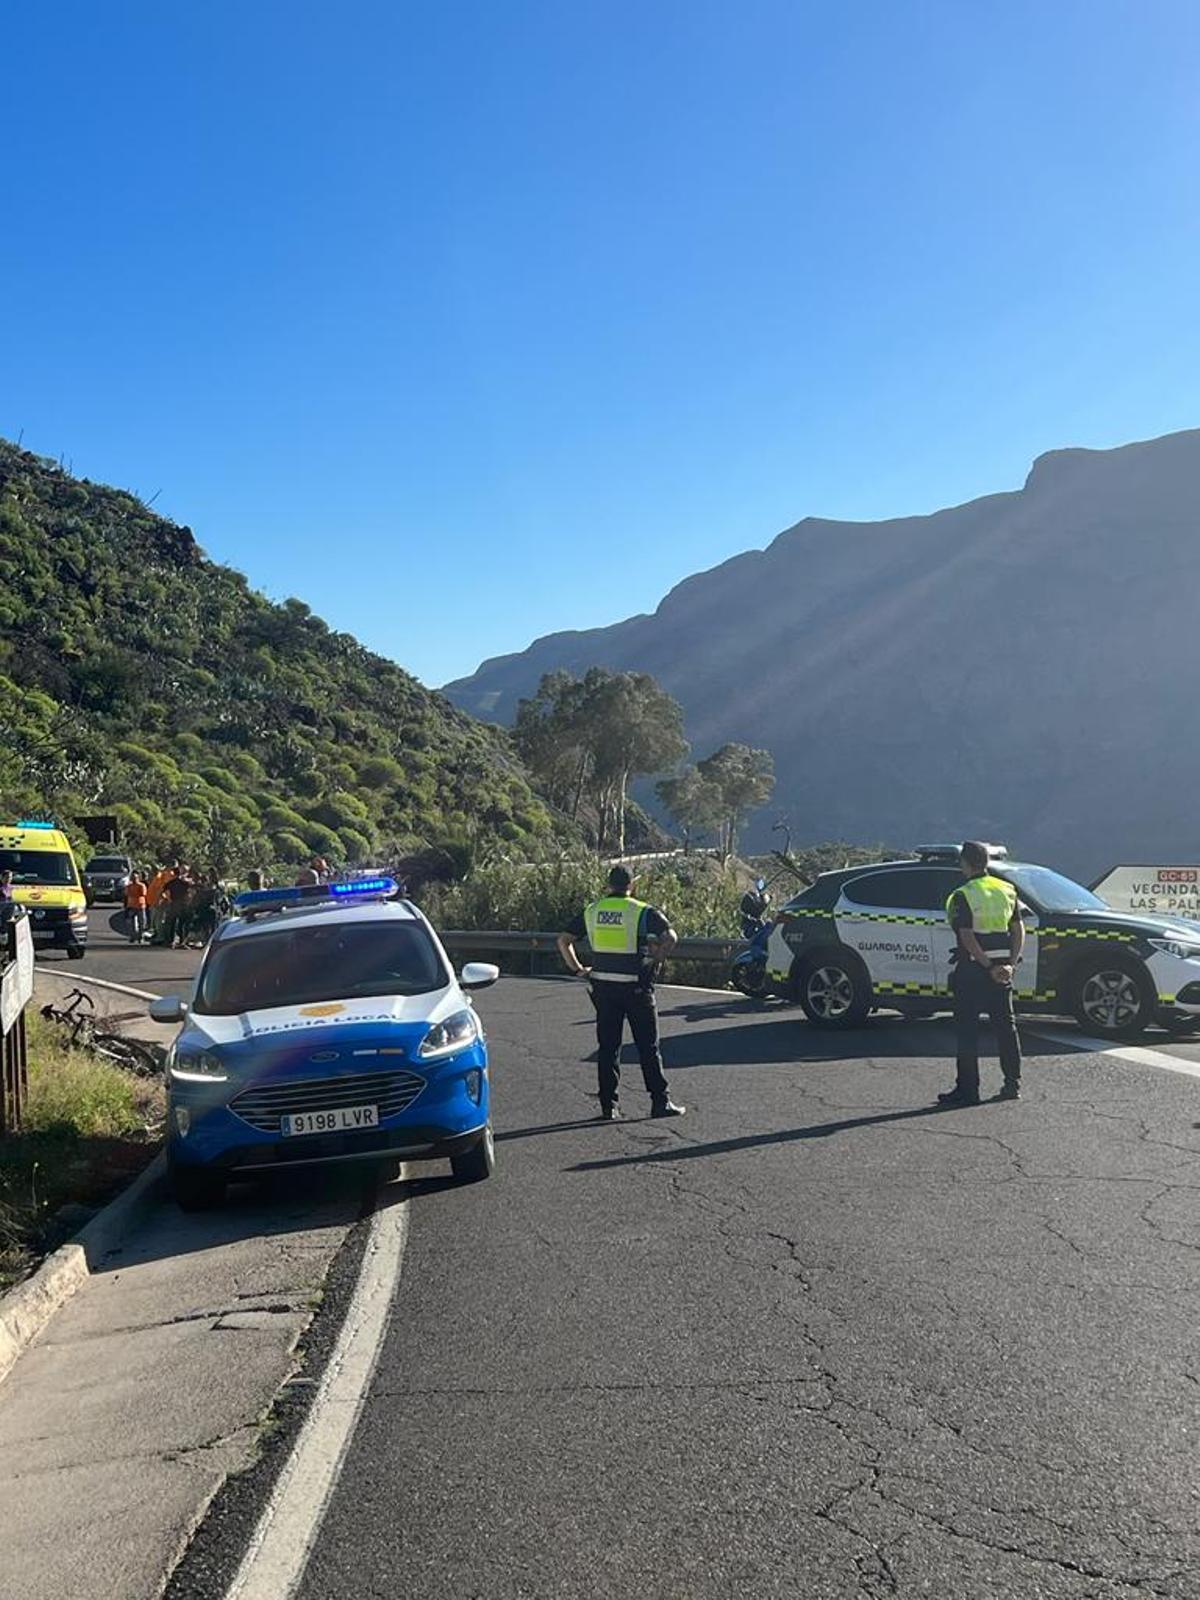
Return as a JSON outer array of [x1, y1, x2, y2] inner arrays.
[[233, 876, 398, 918], [916, 843, 1009, 863]]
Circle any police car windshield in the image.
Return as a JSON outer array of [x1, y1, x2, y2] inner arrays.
[[86, 857, 128, 873], [0, 849, 77, 886], [1001, 865, 1108, 915], [194, 921, 448, 1015]]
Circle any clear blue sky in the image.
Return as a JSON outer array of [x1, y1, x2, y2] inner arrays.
[[3, 1, 1197, 687]]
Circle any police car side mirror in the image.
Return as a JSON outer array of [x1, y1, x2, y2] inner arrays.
[[149, 994, 188, 1025], [460, 962, 500, 991]]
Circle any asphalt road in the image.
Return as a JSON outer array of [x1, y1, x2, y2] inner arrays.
[[37, 907, 204, 994], [57, 924, 1200, 1597], [291, 981, 1197, 1600]]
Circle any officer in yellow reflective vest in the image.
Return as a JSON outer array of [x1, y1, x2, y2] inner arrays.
[[939, 840, 1024, 1106], [557, 865, 686, 1120]]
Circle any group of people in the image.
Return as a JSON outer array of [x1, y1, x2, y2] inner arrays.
[[123, 864, 230, 948], [120, 856, 341, 947], [557, 842, 1024, 1119]]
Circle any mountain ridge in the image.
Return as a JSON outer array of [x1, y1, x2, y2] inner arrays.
[[446, 427, 1200, 876]]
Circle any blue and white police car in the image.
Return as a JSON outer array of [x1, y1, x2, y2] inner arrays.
[[150, 878, 498, 1210]]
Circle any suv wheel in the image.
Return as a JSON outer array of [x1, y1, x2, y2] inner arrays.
[[1069, 955, 1155, 1038], [450, 1125, 495, 1183], [796, 953, 872, 1028]]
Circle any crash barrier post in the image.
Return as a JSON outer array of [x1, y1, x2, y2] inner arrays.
[[0, 907, 34, 1135], [439, 929, 739, 981]]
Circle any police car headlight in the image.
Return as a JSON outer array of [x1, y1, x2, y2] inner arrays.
[[418, 1009, 480, 1060], [1149, 937, 1200, 962], [170, 1048, 228, 1082]]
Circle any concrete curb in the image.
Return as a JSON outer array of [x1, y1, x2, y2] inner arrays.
[[0, 1150, 166, 1384]]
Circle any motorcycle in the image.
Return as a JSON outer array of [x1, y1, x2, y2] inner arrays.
[[731, 917, 773, 999]]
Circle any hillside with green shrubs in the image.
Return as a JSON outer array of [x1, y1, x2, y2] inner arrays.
[[0, 441, 555, 870]]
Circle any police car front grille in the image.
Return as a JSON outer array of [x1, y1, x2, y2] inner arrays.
[[231, 1069, 426, 1133]]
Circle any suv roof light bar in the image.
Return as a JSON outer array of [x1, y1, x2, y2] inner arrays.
[[233, 877, 398, 918]]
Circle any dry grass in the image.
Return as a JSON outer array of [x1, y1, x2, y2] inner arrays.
[[0, 1013, 164, 1289]]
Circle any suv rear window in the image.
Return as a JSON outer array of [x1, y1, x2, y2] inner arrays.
[[194, 920, 448, 1014]]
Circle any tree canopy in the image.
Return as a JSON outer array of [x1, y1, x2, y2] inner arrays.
[[696, 744, 775, 860], [514, 667, 687, 853]]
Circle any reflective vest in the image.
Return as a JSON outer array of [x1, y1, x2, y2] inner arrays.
[[946, 874, 1017, 962], [584, 896, 651, 983]]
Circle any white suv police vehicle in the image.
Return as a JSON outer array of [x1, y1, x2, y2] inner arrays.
[[761, 847, 1200, 1038]]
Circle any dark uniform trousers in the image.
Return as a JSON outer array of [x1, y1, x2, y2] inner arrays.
[[591, 981, 670, 1108], [951, 961, 1022, 1097]]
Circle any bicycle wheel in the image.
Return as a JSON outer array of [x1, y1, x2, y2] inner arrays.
[[94, 1033, 161, 1076]]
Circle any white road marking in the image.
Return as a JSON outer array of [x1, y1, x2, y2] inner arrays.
[[1031, 1026, 1200, 1081], [224, 1188, 410, 1600]]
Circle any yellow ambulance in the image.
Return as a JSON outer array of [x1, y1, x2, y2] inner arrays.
[[0, 821, 88, 958]]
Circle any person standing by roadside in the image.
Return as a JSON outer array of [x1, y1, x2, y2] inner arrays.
[[146, 863, 174, 943], [186, 870, 224, 946], [557, 865, 686, 1121], [124, 872, 149, 944], [939, 840, 1024, 1106], [159, 866, 193, 949], [0, 869, 13, 904]]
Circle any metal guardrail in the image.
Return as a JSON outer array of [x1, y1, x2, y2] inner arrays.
[[1, 907, 34, 1134], [440, 928, 738, 978]]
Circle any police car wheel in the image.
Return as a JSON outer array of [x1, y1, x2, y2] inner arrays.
[[1069, 956, 1154, 1038], [450, 1124, 495, 1184], [796, 954, 871, 1028], [67, 945, 85, 961]]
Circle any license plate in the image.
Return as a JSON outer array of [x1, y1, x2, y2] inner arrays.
[[280, 1105, 380, 1137]]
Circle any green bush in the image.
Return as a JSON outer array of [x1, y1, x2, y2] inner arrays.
[[421, 852, 743, 939], [302, 821, 342, 859], [337, 825, 373, 861]]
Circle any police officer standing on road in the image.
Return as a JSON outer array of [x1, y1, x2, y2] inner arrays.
[[940, 840, 1024, 1106], [557, 865, 686, 1121]]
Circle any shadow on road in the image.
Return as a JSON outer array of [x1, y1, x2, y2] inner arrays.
[[658, 1013, 1071, 1070], [95, 1165, 376, 1274], [565, 1008, 1070, 1073], [495, 1117, 606, 1144], [571, 1100, 972, 1171], [658, 998, 782, 1023]]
